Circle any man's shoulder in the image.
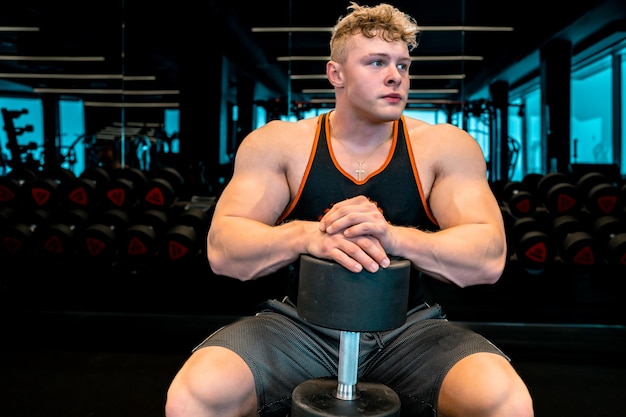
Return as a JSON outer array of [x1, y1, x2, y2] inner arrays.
[[257, 115, 321, 134], [242, 115, 320, 155], [402, 117, 469, 139]]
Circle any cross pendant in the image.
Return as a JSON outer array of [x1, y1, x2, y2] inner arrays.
[[355, 162, 365, 181]]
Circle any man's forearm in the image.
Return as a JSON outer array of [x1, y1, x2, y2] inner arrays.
[[390, 223, 506, 287], [207, 219, 311, 280]]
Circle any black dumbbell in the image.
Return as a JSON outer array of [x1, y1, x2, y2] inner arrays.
[[0, 208, 51, 260], [118, 208, 169, 263], [60, 166, 112, 210], [291, 255, 409, 417], [157, 206, 211, 263], [576, 172, 624, 217], [500, 181, 537, 219], [520, 172, 543, 193], [20, 166, 77, 212], [591, 215, 626, 272], [140, 166, 184, 210], [606, 233, 626, 273], [592, 215, 626, 243], [536, 172, 582, 216], [0, 167, 37, 208], [509, 216, 554, 273], [77, 208, 130, 262], [551, 214, 600, 271], [36, 208, 91, 261], [101, 167, 147, 211]]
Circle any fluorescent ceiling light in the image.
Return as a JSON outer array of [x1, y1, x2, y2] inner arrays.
[[411, 74, 465, 80], [0, 73, 155, 80], [407, 99, 464, 104], [124, 121, 162, 128], [0, 26, 39, 32], [84, 102, 179, 108], [277, 56, 329, 61], [33, 88, 179, 95], [0, 55, 105, 61]]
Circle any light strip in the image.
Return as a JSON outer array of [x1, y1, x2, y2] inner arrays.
[[84, 102, 180, 108], [278, 55, 483, 61], [278, 56, 328, 61], [407, 99, 465, 104], [252, 26, 513, 32], [411, 74, 465, 80], [125, 121, 162, 128], [0, 55, 105, 61], [302, 88, 459, 94], [291, 74, 465, 80], [420, 26, 513, 32], [33, 88, 179, 95], [0, 26, 40, 32], [290, 74, 327, 80], [0, 73, 155, 80]]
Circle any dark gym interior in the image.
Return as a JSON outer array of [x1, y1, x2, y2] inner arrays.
[[2, 1, 626, 416]]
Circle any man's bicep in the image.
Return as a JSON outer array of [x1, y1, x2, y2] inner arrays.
[[215, 131, 291, 224], [213, 167, 290, 226], [429, 168, 499, 230]]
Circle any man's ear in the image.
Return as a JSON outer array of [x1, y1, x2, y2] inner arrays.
[[326, 61, 344, 88]]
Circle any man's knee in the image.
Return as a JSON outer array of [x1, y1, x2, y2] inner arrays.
[[165, 347, 258, 417], [438, 353, 534, 417]]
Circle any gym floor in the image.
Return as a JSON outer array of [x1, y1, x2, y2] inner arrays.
[[1, 264, 625, 417]]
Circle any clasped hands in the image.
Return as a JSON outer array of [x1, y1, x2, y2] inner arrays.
[[316, 195, 392, 273]]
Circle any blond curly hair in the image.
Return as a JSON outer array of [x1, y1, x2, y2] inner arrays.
[[330, 2, 420, 63]]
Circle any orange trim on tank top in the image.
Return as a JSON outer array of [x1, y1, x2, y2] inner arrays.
[[402, 117, 439, 227], [275, 115, 324, 224]]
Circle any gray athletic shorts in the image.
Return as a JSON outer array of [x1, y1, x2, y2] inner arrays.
[[194, 297, 508, 417]]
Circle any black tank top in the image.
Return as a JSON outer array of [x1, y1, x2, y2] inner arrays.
[[276, 112, 440, 308]]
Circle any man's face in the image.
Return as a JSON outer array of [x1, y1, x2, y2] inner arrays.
[[339, 34, 410, 119]]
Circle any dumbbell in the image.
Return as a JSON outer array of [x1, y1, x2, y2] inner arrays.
[[157, 205, 211, 263], [140, 166, 185, 210], [77, 208, 130, 262], [291, 254, 410, 417], [118, 208, 169, 263], [500, 181, 537, 219], [551, 214, 600, 271], [520, 172, 543, 193], [20, 167, 75, 212], [509, 216, 554, 273], [536, 172, 582, 216], [101, 167, 147, 211], [60, 166, 112, 211], [576, 172, 624, 217], [0, 167, 37, 208], [36, 208, 91, 261], [0, 208, 51, 261], [591, 215, 626, 272], [606, 233, 626, 273]]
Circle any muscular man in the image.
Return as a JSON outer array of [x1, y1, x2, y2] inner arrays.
[[166, 3, 534, 416]]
